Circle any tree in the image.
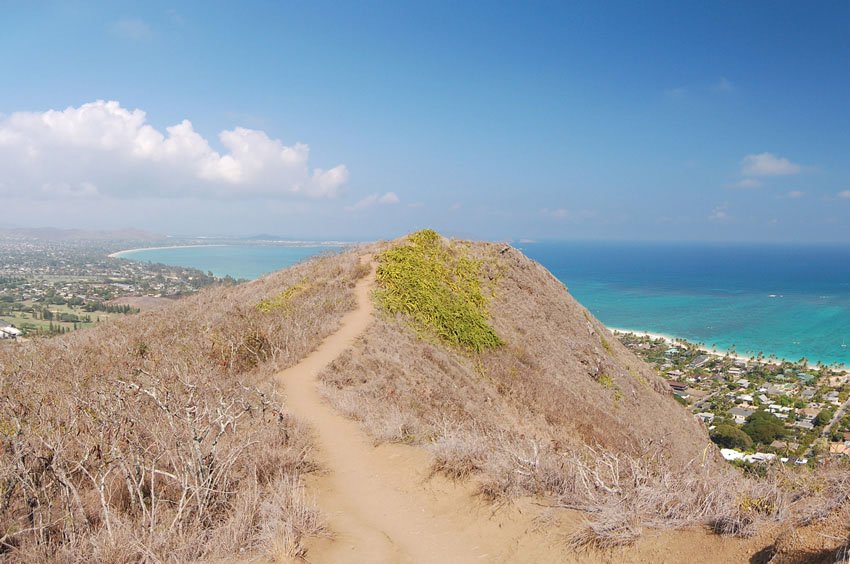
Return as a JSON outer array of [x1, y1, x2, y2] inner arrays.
[[815, 408, 834, 428], [711, 424, 753, 450], [742, 411, 786, 445]]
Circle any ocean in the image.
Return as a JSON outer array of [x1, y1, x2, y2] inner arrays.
[[116, 244, 342, 280], [118, 241, 850, 367], [520, 241, 850, 367]]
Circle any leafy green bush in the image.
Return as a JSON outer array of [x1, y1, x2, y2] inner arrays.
[[710, 424, 753, 450], [814, 408, 834, 427], [375, 230, 502, 352], [742, 411, 785, 445], [256, 280, 309, 313]]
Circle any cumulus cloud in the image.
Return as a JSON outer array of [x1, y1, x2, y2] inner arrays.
[[0, 100, 348, 199], [785, 190, 805, 199], [347, 191, 400, 211], [838, 190, 850, 199], [741, 152, 801, 177]]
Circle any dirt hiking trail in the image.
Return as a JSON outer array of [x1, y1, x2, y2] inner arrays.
[[274, 257, 777, 564], [275, 257, 567, 563]]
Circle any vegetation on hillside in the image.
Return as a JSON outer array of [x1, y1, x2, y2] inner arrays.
[[375, 230, 502, 352], [0, 251, 364, 562], [322, 239, 802, 549]]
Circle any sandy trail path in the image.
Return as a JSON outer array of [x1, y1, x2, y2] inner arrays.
[[275, 258, 565, 563], [271, 256, 790, 564]]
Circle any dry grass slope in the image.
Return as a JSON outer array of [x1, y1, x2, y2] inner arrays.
[[321, 234, 788, 548], [0, 250, 367, 562]]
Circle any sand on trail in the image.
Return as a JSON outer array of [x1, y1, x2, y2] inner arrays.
[[275, 257, 567, 563], [273, 256, 794, 564]]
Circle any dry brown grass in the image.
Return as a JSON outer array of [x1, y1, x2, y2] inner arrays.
[[320, 238, 790, 547], [0, 250, 364, 561]]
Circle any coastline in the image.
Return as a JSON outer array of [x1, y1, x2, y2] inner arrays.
[[607, 326, 847, 372], [109, 241, 354, 259], [108, 244, 229, 258]]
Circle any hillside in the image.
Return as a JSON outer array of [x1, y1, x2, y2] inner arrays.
[[0, 251, 367, 561], [3, 231, 850, 562], [317, 231, 850, 561], [320, 231, 786, 546]]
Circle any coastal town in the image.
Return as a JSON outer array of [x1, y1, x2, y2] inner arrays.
[[616, 331, 850, 467], [0, 236, 223, 337]]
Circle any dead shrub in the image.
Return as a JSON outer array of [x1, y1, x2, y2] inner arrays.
[[0, 249, 363, 561], [568, 511, 643, 551]]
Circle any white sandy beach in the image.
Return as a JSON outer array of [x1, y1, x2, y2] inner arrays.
[[108, 244, 228, 258], [607, 326, 844, 371]]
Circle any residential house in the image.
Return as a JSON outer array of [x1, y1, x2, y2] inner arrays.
[[730, 407, 755, 425]]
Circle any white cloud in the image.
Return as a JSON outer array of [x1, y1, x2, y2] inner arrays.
[[785, 190, 804, 199], [0, 100, 348, 199], [348, 191, 400, 211], [741, 152, 801, 177], [110, 19, 154, 41], [708, 204, 730, 222], [378, 192, 399, 204], [731, 178, 763, 189], [838, 190, 850, 199]]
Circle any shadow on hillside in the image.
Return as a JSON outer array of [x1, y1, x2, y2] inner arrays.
[[751, 542, 848, 564]]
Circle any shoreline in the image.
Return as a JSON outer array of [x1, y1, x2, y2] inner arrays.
[[109, 241, 353, 259], [607, 326, 848, 372], [108, 244, 228, 258]]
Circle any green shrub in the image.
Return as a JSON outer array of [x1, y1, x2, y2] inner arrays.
[[375, 230, 502, 352], [711, 424, 753, 450], [256, 280, 309, 313], [741, 411, 785, 445]]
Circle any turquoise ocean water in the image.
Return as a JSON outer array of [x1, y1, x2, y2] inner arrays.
[[117, 244, 341, 280], [118, 241, 850, 367]]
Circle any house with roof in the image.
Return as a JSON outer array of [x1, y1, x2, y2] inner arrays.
[[829, 443, 850, 456], [800, 387, 816, 401], [800, 406, 822, 420], [667, 380, 688, 393], [794, 420, 815, 431], [696, 412, 715, 424], [730, 407, 755, 425], [688, 355, 711, 369]]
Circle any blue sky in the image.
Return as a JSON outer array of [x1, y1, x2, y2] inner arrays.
[[1, 1, 848, 242]]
